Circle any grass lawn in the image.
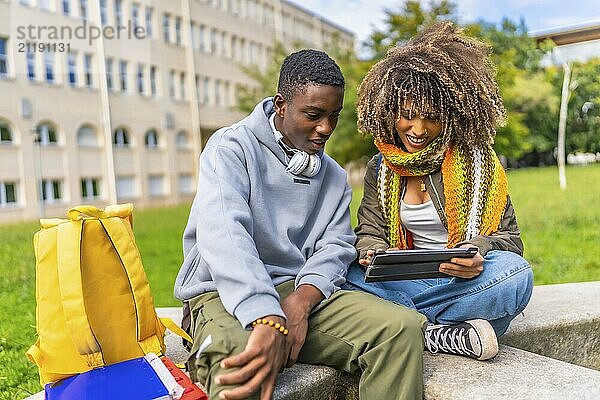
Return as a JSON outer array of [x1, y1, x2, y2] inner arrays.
[[1, 164, 599, 398]]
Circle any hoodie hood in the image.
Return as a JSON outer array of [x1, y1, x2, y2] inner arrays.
[[239, 97, 288, 166]]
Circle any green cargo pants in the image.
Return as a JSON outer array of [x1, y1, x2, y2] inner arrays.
[[187, 280, 427, 400]]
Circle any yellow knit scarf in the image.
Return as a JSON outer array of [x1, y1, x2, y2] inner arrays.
[[375, 140, 508, 248]]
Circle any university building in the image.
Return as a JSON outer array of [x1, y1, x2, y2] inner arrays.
[[0, 0, 353, 223]]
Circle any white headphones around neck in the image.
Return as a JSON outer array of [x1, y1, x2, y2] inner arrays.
[[269, 113, 322, 178]]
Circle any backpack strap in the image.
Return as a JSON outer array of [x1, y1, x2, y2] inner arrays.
[[57, 220, 105, 368]]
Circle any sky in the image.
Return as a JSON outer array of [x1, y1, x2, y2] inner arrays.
[[288, 0, 600, 46]]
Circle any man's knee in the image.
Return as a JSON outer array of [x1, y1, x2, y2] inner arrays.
[[354, 293, 426, 346], [188, 304, 250, 388]]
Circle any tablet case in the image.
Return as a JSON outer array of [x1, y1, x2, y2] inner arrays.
[[364, 248, 477, 282]]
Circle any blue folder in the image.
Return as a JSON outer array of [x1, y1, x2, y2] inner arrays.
[[45, 356, 170, 400]]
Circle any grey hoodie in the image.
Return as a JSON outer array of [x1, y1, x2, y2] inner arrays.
[[174, 98, 356, 328]]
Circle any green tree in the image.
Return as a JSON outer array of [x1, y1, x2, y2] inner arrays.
[[464, 19, 557, 161], [323, 46, 376, 166], [367, 0, 456, 58], [564, 58, 600, 154]]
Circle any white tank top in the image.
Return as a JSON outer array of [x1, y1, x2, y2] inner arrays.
[[400, 200, 448, 249]]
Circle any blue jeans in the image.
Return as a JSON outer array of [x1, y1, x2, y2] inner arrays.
[[342, 250, 534, 336]]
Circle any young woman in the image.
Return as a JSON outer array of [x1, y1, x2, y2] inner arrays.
[[344, 22, 534, 361]]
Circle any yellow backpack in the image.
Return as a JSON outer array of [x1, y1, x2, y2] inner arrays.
[[26, 204, 190, 385]]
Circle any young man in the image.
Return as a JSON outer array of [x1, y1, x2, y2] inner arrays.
[[174, 49, 427, 400]]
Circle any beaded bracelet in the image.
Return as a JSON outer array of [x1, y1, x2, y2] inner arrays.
[[251, 318, 289, 336]]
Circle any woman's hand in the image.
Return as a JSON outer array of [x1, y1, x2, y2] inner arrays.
[[215, 315, 287, 400], [358, 249, 376, 267], [439, 245, 484, 279], [359, 247, 398, 267]]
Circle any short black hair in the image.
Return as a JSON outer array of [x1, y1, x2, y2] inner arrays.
[[277, 49, 345, 101]]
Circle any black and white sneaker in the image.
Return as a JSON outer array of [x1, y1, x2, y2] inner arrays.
[[424, 319, 498, 361]]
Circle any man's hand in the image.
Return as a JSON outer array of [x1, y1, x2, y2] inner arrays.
[[215, 315, 287, 400], [280, 284, 324, 367], [439, 245, 484, 279]]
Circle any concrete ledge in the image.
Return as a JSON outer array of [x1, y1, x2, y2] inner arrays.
[[424, 345, 600, 400], [159, 281, 600, 400], [26, 282, 600, 400], [500, 281, 600, 370]]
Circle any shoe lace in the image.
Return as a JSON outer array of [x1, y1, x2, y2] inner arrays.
[[425, 325, 472, 356]]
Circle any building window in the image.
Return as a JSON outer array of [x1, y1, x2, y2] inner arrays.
[[0, 122, 12, 144], [168, 70, 175, 98], [137, 63, 144, 95], [0, 182, 17, 207], [0, 38, 9, 78], [231, 35, 237, 60], [215, 79, 221, 106], [231, 0, 240, 16], [113, 128, 130, 147], [199, 25, 206, 52], [176, 131, 190, 149], [132, 3, 140, 31], [145, 129, 158, 148], [77, 125, 97, 146], [119, 60, 127, 92], [79, 0, 88, 20], [148, 175, 165, 197], [114, 0, 123, 26], [221, 31, 227, 57], [145, 7, 154, 38], [163, 13, 170, 43], [81, 177, 100, 200], [180, 72, 186, 100], [190, 22, 197, 49], [41, 179, 62, 203], [67, 52, 77, 86], [26, 46, 36, 80], [210, 29, 217, 53], [175, 17, 182, 46], [83, 53, 92, 87], [195, 74, 200, 102], [106, 58, 113, 91], [203, 77, 210, 104], [39, 0, 51, 11], [35, 123, 58, 145], [224, 81, 230, 107], [116, 176, 136, 199], [240, 38, 246, 63], [178, 174, 193, 194], [149, 65, 157, 96], [62, 0, 70, 15], [99, 0, 108, 26], [44, 51, 55, 83]]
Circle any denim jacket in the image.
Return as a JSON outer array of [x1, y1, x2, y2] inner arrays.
[[355, 154, 524, 261]]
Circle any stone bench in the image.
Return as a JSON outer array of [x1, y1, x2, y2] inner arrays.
[[26, 281, 600, 399]]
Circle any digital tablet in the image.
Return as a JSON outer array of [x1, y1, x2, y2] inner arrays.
[[364, 247, 478, 282]]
